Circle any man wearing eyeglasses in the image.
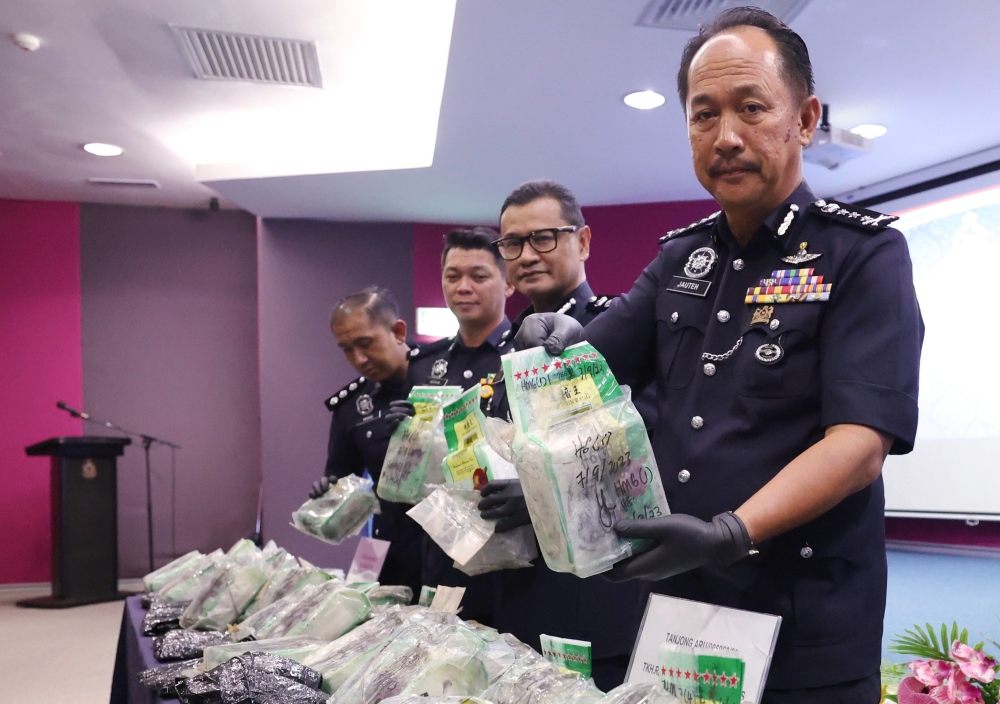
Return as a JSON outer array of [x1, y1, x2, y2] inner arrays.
[[477, 179, 647, 691]]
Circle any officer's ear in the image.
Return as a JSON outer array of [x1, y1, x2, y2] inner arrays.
[[503, 277, 515, 299], [797, 95, 822, 147], [390, 319, 407, 345], [577, 226, 592, 262]]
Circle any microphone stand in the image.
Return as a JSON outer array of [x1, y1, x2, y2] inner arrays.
[[57, 402, 180, 573]]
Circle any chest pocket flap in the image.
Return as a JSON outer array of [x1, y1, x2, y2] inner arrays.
[[739, 303, 823, 398], [656, 292, 710, 390]]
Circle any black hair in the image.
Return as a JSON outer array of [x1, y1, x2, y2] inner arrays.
[[676, 7, 814, 107], [499, 179, 585, 228], [440, 227, 506, 272], [331, 286, 399, 330]]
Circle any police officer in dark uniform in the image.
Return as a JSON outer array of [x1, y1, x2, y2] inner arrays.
[[476, 180, 649, 692], [386, 227, 515, 623], [312, 286, 440, 599], [515, 10, 923, 703]]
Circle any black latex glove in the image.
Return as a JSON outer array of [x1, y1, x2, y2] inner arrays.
[[478, 479, 532, 533], [309, 476, 331, 500], [514, 312, 585, 355], [385, 400, 415, 432], [606, 512, 754, 582]]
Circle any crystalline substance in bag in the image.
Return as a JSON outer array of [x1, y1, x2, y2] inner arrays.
[[407, 486, 494, 566], [602, 682, 682, 704], [158, 549, 228, 602], [277, 586, 371, 641], [367, 585, 413, 607], [454, 524, 538, 577], [241, 566, 329, 620], [503, 342, 670, 578], [292, 474, 380, 545], [202, 636, 328, 671], [143, 550, 202, 593], [379, 386, 462, 504]]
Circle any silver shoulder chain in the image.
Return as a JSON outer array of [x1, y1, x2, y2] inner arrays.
[[701, 336, 744, 362]]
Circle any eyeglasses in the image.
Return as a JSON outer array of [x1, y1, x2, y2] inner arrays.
[[493, 226, 579, 261]]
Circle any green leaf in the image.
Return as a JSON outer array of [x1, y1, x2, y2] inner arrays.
[[951, 622, 959, 645], [975, 642, 985, 652], [928, 623, 939, 651]]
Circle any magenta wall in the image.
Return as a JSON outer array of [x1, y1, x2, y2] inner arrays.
[[0, 200, 83, 584]]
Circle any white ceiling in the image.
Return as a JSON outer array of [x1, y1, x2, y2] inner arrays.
[[2, 0, 999, 222]]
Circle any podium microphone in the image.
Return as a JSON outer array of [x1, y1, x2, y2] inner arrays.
[[56, 401, 90, 421]]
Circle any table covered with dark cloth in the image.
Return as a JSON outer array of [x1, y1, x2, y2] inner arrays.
[[109, 595, 166, 704]]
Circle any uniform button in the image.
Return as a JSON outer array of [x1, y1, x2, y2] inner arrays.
[[670, 311, 679, 323], [703, 363, 716, 376], [800, 546, 813, 559], [366, 430, 372, 439], [691, 415, 704, 429], [770, 319, 780, 330], [463, 370, 473, 379], [717, 310, 730, 323], [733, 259, 745, 271], [678, 469, 691, 483]]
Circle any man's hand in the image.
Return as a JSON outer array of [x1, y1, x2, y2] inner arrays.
[[514, 313, 585, 355], [385, 400, 415, 432], [310, 476, 331, 500], [478, 479, 532, 533], [606, 512, 754, 582]]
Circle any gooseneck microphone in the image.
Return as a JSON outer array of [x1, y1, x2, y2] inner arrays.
[[56, 401, 90, 420]]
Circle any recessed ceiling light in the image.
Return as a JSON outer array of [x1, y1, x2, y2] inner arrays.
[[83, 142, 124, 157], [849, 124, 887, 140], [624, 90, 666, 110]]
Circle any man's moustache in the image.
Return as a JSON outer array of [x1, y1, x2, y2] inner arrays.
[[708, 161, 761, 177]]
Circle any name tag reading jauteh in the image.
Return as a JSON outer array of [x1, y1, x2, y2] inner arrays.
[[667, 276, 712, 297]]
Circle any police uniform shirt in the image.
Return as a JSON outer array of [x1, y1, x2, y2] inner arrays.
[[492, 279, 650, 683], [583, 182, 923, 690]]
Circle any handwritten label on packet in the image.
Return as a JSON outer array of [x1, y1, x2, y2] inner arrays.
[[345, 537, 390, 584]]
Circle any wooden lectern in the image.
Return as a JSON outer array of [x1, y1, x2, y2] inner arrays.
[[19, 436, 133, 608]]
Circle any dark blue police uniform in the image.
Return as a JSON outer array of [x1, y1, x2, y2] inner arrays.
[[324, 343, 443, 598], [584, 182, 923, 694], [407, 319, 512, 624], [492, 281, 651, 692]]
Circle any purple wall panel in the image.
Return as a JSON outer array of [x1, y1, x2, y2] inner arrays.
[[80, 205, 261, 576], [257, 218, 414, 569]]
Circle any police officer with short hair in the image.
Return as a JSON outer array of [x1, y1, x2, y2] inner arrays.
[[515, 9, 923, 703], [313, 286, 433, 599], [386, 227, 515, 623], [477, 180, 649, 692]]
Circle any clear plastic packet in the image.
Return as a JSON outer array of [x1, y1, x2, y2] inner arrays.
[[331, 615, 490, 704], [503, 342, 670, 578], [292, 474, 380, 545], [441, 384, 518, 490], [234, 583, 324, 641], [138, 658, 202, 697], [382, 698, 492, 704], [157, 549, 227, 601], [481, 653, 599, 704], [153, 629, 231, 661], [143, 595, 192, 636], [602, 682, 682, 704], [302, 605, 419, 694], [143, 550, 202, 593], [378, 386, 463, 504], [367, 585, 413, 607], [407, 486, 494, 565], [180, 552, 270, 631], [454, 525, 538, 577], [240, 566, 330, 621], [226, 537, 261, 559], [272, 585, 371, 641], [202, 636, 328, 671]]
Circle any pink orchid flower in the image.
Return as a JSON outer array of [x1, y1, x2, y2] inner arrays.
[[898, 676, 939, 704], [910, 659, 958, 687], [950, 641, 998, 683], [929, 669, 985, 704]]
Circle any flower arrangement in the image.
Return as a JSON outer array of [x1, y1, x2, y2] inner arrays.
[[882, 623, 999, 704]]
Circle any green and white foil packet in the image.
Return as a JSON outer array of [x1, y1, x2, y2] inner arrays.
[[503, 342, 670, 577], [441, 384, 517, 490], [539, 634, 592, 679], [379, 386, 463, 504], [292, 474, 380, 545]]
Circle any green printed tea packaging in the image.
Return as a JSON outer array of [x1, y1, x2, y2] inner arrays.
[[503, 342, 670, 577]]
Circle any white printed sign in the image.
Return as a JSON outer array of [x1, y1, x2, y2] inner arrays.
[[345, 537, 390, 584], [626, 594, 781, 704]]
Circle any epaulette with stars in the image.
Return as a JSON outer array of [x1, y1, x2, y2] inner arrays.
[[658, 211, 721, 245], [809, 199, 898, 232], [406, 337, 452, 362], [585, 294, 618, 314], [325, 376, 366, 411]]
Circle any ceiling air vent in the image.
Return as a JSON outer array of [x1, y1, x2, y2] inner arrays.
[[87, 178, 161, 188], [637, 0, 813, 31], [170, 25, 322, 88]]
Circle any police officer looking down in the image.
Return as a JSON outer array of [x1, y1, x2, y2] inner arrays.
[[514, 9, 922, 703], [385, 227, 514, 623], [477, 180, 649, 691], [312, 287, 424, 599]]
